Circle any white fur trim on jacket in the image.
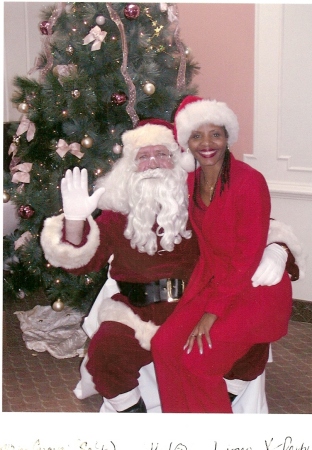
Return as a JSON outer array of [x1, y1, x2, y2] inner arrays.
[[97, 297, 159, 351], [267, 219, 306, 278], [40, 214, 100, 269]]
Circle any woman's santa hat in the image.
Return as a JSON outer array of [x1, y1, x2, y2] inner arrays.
[[173, 95, 240, 171]]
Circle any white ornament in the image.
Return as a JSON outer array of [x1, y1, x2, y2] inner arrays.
[[96, 15, 106, 26], [143, 82, 156, 96], [113, 143, 122, 154]]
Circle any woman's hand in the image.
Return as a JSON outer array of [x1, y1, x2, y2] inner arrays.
[[184, 312, 217, 354]]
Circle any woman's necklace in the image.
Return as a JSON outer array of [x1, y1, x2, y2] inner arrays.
[[201, 168, 221, 202]]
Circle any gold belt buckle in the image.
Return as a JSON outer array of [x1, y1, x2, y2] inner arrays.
[[166, 278, 184, 302]]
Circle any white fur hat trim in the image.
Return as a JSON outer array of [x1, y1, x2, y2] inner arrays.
[[175, 98, 239, 150], [122, 124, 178, 157]]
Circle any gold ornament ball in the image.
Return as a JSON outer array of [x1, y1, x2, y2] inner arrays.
[[94, 168, 102, 176], [3, 191, 11, 203], [52, 298, 64, 312], [81, 135, 93, 148], [185, 47, 192, 58], [66, 45, 74, 55], [85, 276, 93, 285], [52, 66, 59, 77], [143, 82, 155, 96], [18, 102, 29, 113], [61, 110, 69, 118], [71, 89, 81, 99]]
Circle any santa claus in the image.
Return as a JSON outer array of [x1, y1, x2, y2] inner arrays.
[[40, 119, 303, 413]]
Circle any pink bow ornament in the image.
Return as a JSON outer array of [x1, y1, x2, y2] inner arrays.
[[14, 231, 32, 250], [55, 64, 77, 84], [56, 139, 84, 159], [16, 115, 36, 141], [83, 26, 107, 51], [11, 162, 33, 184]]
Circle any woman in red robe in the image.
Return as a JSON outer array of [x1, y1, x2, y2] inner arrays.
[[151, 96, 293, 413]]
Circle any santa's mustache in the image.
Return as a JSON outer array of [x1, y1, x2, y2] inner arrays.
[[133, 168, 169, 180]]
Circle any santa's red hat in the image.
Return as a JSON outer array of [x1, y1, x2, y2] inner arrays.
[[121, 118, 179, 159], [173, 95, 239, 171]]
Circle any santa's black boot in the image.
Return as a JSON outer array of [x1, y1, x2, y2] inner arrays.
[[118, 397, 147, 413], [228, 392, 237, 403]]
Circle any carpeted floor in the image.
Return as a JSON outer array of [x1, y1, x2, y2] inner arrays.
[[2, 290, 312, 413]]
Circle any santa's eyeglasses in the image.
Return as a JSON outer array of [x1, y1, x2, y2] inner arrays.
[[135, 152, 172, 170]]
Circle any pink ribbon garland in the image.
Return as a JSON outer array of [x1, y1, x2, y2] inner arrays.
[[11, 162, 33, 184], [168, 5, 186, 91], [56, 139, 84, 159], [14, 231, 32, 250], [106, 3, 139, 127], [83, 26, 107, 51], [31, 2, 66, 81]]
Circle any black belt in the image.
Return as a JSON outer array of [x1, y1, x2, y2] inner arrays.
[[117, 279, 185, 307]]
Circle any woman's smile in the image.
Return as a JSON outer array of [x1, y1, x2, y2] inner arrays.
[[197, 148, 218, 159]]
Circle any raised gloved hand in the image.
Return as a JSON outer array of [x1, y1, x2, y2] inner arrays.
[[61, 167, 105, 220], [251, 243, 288, 287]]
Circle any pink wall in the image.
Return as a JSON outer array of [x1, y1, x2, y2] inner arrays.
[[178, 3, 255, 160]]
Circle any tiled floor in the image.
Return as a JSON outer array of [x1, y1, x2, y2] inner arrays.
[[2, 291, 312, 413]]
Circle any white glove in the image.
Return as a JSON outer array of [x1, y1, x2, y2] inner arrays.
[[251, 243, 288, 287], [61, 167, 105, 220]]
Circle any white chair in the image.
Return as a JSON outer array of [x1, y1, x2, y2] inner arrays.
[[74, 261, 270, 414]]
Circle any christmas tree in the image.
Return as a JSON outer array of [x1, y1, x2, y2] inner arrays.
[[3, 2, 199, 312]]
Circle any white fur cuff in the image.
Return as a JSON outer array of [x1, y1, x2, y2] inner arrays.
[[267, 219, 306, 278], [98, 297, 159, 351], [40, 214, 100, 269]]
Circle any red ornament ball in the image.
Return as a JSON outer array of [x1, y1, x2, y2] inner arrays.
[[39, 21, 51, 35], [124, 4, 140, 20], [111, 92, 127, 106], [18, 204, 35, 219]]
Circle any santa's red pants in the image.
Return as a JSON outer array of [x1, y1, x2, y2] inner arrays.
[[86, 296, 268, 403], [151, 302, 254, 413], [86, 296, 176, 398]]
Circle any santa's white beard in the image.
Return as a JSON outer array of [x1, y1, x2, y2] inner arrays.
[[96, 162, 191, 255]]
